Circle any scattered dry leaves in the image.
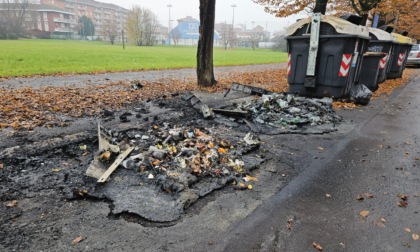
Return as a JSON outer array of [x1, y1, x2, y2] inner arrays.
[[365, 193, 375, 199], [6, 200, 18, 208], [1, 68, 415, 130], [360, 210, 370, 218], [312, 242, 323, 251], [398, 201, 408, 207], [287, 216, 294, 231], [71, 236, 84, 245], [398, 194, 409, 201]]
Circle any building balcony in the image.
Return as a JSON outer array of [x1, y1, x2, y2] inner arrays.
[[54, 27, 74, 33], [53, 18, 75, 24]]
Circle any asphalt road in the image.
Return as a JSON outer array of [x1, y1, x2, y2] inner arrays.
[[220, 71, 420, 251], [1, 66, 419, 251]]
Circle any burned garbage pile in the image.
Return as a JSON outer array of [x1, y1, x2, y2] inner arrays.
[[237, 93, 342, 133], [82, 124, 264, 222]]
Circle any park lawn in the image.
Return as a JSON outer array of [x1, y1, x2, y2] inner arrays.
[[0, 39, 288, 77]]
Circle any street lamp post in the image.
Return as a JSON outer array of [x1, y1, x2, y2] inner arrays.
[[231, 4, 237, 28], [167, 4, 172, 45]]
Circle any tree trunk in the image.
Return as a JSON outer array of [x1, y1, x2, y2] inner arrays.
[[313, 0, 328, 14], [197, 0, 217, 87]]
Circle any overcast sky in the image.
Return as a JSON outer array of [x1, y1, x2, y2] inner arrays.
[[99, 0, 305, 33]]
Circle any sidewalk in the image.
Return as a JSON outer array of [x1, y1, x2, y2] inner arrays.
[[0, 63, 285, 89]]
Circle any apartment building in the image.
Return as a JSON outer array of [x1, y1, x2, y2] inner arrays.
[[40, 0, 128, 37]]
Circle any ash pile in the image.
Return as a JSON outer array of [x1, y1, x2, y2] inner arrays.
[[237, 93, 342, 134], [187, 83, 343, 135], [82, 123, 264, 222], [80, 83, 342, 222]]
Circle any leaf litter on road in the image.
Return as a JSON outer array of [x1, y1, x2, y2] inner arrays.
[[0, 68, 416, 130], [312, 242, 323, 251], [360, 210, 370, 218]]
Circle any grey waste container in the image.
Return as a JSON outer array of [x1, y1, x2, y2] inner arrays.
[[366, 27, 396, 83], [387, 33, 415, 79], [285, 14, 371, 98], [359, 52, 386, 91]]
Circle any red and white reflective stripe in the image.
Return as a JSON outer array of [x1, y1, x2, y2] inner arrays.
[[339, 54, 352, 77], [397, 53, 405, 66], [287, 53, 291, 75], [379, 54, 388, 69]]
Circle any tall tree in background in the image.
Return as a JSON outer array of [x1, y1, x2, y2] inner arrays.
[[78, 15, 95, 38], [0, 0, 30, 39], [126, 6, 159, 46], [197, 0, 217, 87]]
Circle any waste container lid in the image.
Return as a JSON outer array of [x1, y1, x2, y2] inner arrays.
[[363, 52, 386, 57], [286, 15, 370, 39], [392, 33, 415, 45], [368, 27, 396, 42]]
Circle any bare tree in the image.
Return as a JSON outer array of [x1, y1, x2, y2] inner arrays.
[[197, 0, 217, 87], [102, 19, 117, 45], [218, 22, 236, 50], [170, 28, 181, 46], [0, 0, 30, 39], [126, 6, 159, 46], [249, 31, 263, 51]]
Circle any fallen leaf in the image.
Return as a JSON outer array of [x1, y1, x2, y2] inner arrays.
[[365, 193, 375, 199], [413, 157, 420, 161], [413, 233, 419, 240], [99, 151, 111, 161], [152, 160, 160, 166], [398, 194, 408, 201], [398, 201, 408, 207], [287, 216, 294, 231], [51, 168, 61, 172], [247, 184, 253, 190], [6, 200, 18, 208], [360, 210, 370, 217], [404, 152, 410, 156], [0, 163, 3, 169], [81, 151, 89, 156], [406, 228, 412, 233], [79, 145, 87, 151], [312, 242, 323, 251], [357, 195, 365, 201], [326, 193, 332, 198], [317, 147, 324, 151], [244, 175, 258, 182], [381, 218, 387, 223], [218, 148, 227, 154], [71, 236, 84, 245]]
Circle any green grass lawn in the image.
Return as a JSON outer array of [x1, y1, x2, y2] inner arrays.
[[0, 39, 288, 77]]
